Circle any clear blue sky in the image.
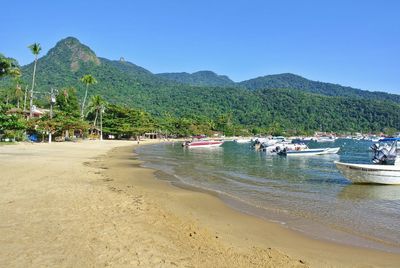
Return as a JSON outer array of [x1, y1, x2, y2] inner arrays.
[[2, 0, 399, 93]]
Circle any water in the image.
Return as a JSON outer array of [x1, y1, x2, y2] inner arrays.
[[136, 139, 400, 253]]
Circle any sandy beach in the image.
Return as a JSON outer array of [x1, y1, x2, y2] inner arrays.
[[1, 141, 400, 267]]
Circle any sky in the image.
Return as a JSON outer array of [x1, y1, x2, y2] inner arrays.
[[1, 0, 399, 93]]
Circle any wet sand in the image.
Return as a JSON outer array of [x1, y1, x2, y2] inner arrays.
[[1, 141, 399, 267]]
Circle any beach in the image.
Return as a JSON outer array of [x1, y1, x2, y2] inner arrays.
[[1, 141, 400, 267]]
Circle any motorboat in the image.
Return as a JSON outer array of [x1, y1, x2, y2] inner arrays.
[[252, 136, 290, 151], [262, 142, 308, 154], [316, 136, 336, 142], [301, 137, 317, 141], [335, 137, 400, 184], [279, 147, 340, 156], [234, 138, 252, 143], [182, 139, 224, 148]]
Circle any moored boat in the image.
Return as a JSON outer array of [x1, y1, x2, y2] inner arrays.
[[182, 140, 224, 148], [279, 147, 340, 156], [316, 136, 337, 143], [335, 162, 400, 184], [263, 142, 307, 154], [234, 138, 252, 143], [335, 137, 400, 184]]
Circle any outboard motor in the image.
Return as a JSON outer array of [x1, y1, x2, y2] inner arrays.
[[277, 147, 287, 156], [372, 142, 397, 165]]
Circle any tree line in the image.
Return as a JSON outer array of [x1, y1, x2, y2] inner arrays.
[[1, 44, 243, 141], [1, 41, 400, 141]]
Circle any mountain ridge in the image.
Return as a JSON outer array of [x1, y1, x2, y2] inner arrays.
[[238, 73, 400, 102], [157, 70, 236, 87], [20, 36, 400, 102], [2, 36, 400, 133]]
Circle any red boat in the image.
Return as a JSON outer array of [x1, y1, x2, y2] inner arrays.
[[182, 140, 224, 148]]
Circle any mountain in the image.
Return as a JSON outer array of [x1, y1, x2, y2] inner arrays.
[[19, 37, 174, 104], [3, 36, 400, 133], [157, 71, 235, 87], [157, 71, 400, 104], [239, 73, 400, 103]]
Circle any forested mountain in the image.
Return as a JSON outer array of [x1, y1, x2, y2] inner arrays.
[[239, 73, 400, 103], [157, 71, 235, 87], [2, 36, 400, 133], [17, 37, 173, 102], [157, 70, 400, 104]]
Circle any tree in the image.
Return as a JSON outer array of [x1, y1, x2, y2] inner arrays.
[[56, 87, 80, 117], [87, 95, 107, 139], [383, 127, 397, 137], [102, 104, 155, 139], [14, 84, 23, 109], [12, 77, 24, 109], [28, 43, 41, 117], [0, 53, 20, 78], [0, 103, 26, 141], [80, 74, 97, 118]]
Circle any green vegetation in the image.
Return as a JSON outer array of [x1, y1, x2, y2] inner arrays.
[[28, 43, 41, 117], [0, 54, 20, 78], [0, 103, 26, 141], [87, 94, 106, 129], [80, 74, 97, 118], [157, 71, 235, 87], [1, 37, 400, 140], [238, 73, 400, 103]]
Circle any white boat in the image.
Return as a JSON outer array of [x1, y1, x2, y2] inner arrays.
[[262, 136, 289, 147], [301, 137, 316, 141], [234, 138, 252, 143], [182, 140, 224, 148], [316, 136, 336, 143], [335, 162, 400, 185], [253, 137, 285, 150], [335, 137, 400, 184], [279, 147, 340, 156], [263, 142, 307, 154]]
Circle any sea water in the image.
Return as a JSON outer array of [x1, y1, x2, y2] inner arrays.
[[136, 139, 400, 253]]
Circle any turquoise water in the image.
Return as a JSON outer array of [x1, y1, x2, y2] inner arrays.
[[136, 139, 400, 253]]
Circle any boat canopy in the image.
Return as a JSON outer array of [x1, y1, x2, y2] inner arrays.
[[378, 137, 400, 142]]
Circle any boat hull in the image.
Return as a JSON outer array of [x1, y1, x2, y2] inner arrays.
[[284, 147, 340, 156], [184, 141, 223, 148], [335, 161, 400, 185], [234, 139, 251, 143]]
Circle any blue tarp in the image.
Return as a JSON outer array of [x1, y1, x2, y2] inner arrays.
[[378, 137, 400, 142], [28, 134, 38, 142]]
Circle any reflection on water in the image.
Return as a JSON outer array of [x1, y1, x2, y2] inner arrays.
[[136, 139, 400, 252], [339, 184, 400, 201]]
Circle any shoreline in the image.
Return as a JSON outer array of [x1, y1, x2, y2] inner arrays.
[[1, 141, 399, 267], [105, 144, 400, 267], [169, 175, 400, 254], [137, 142, 400, 254]]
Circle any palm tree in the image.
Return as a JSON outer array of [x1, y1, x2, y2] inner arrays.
[[80, 74, 97, 118], [87, 95, 106, 128], [14, 82, 23, 109], [28, 43, 41, 117]]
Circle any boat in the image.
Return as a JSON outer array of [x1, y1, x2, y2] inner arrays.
[[262, 142, 307, 154], [182, 140, 224, 148], [301, 137, 317, 141], [335, 137, 400, 184], [278, 147, 340, 156], [253, 136, 290, 150], [335, 162, 400, 185], [316, 136, 336, 143], [234, 138, 252, 143]]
